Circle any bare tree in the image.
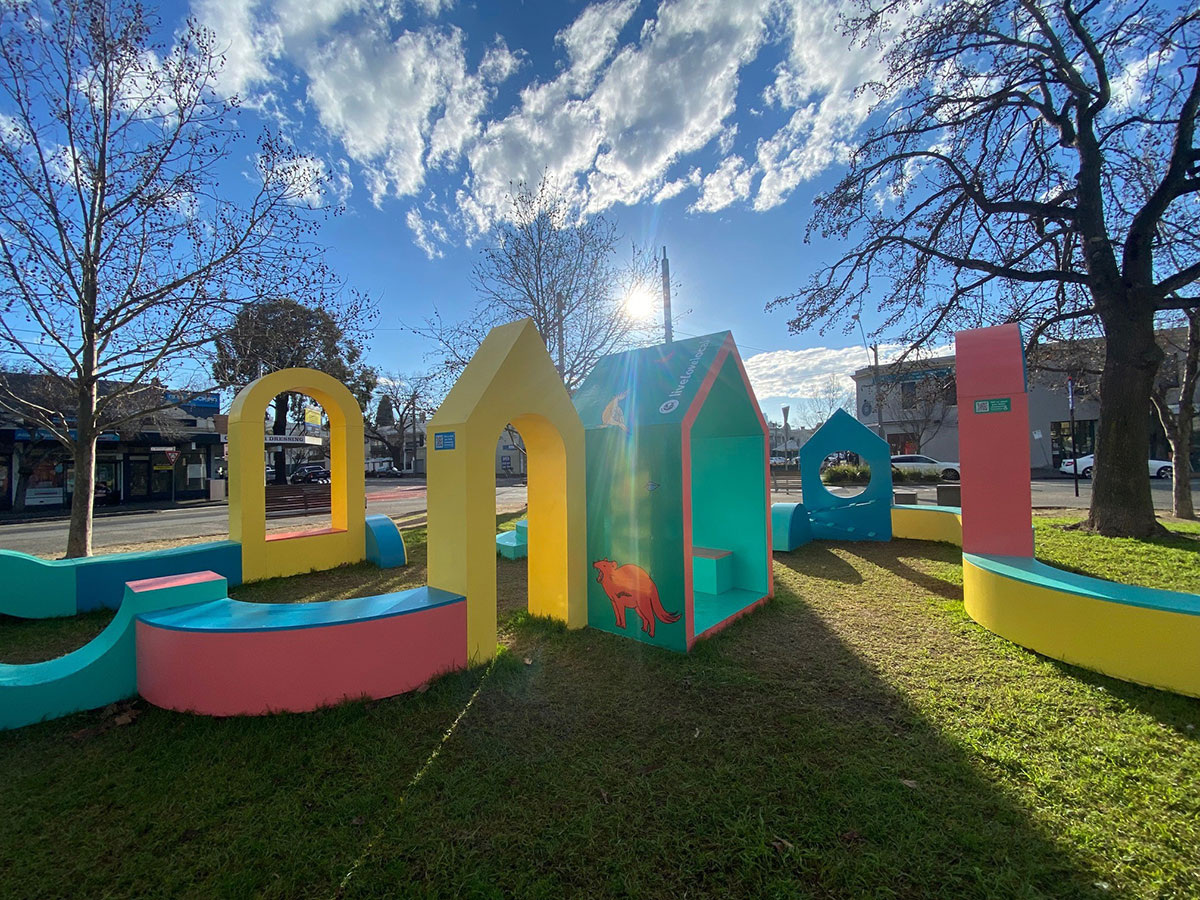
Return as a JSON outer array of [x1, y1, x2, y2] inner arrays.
[[773, 0, 1200, 537], [417, 175, 665, 392], [1152, 310, 1199, 519], [0, 0, 339, 555], [364, 371, 436, 473], [887, 369, 956, 456], [797, 374, 854, 430]]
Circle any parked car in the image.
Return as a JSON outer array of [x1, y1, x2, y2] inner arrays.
[[367, 466, 402, 478], [890, 454, 960, 481], [1059, 455, 1173, 479], [290, 464, 331, 484], [769, 456, 787, 466]]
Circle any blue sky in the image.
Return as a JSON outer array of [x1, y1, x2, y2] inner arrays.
[[176, 0, 895, 419]]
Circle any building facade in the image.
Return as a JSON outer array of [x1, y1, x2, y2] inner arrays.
[[851, 333, 1198, 470], [0, 388, 224, 509]]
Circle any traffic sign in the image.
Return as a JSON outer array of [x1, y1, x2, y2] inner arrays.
[[164, 450, 180, 464]]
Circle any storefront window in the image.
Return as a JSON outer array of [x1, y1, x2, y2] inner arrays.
[[175, 450, 207, 492]]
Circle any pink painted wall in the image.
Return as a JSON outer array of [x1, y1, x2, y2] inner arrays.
[[137, 603, 467, 717], [955, 324, 1035, 557]]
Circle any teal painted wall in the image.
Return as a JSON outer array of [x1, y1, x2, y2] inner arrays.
[[584, 425, 687, 652]]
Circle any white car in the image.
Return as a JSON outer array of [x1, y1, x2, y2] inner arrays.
[[1060, 455, 1173, 479], [890, 454, 960, 480]]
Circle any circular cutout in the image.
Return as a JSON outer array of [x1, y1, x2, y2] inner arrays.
[[819, 450, 871, 498]]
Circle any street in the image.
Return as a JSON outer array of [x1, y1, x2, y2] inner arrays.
[[0, 481, 529, 557], [0, 476, 1194, 558]]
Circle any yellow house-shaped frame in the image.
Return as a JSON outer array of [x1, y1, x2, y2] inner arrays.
[[426, 319, 587, 662]]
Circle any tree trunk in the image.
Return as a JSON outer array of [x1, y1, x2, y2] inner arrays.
[[1171, 422, 1194, 519], [1088, 310, 1163, 536], [272, 392, 289, 484], [65, 431, 97, 558], [12, 445, 31, 513]]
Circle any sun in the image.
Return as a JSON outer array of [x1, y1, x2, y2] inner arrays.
[[623, 284, 657, 321]]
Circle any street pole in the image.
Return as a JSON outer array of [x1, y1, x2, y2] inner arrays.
[[852, 314, 885, 441], [556, 291, 566, 380], [1068, 376, 1079, 498], [661, 246, 673, 344], [872, 343, 884, 441], [782, 405, 791, 493]]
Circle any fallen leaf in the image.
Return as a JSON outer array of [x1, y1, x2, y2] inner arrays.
[[523, 657, 533, 666], [351, 816, 365, 827], [900, 779, 919, 789], [415, 682, 429, 693], [771, 837, 794, 854]]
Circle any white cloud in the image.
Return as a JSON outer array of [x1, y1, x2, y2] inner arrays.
[[753, 0, 886, 211], [557, 0, 638, 95], [188, 0, 891, 237], [193, 0, 283, 99], [406, 206, 449, 258], [743, 344, 888, 401], [690, 154, 755, 213]]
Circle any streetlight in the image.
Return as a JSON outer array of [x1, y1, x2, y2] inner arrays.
[[851, 314, 884, 439]]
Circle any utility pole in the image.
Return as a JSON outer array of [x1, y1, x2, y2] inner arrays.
[[556, 291, 566, 380], [661, 246, 673, 343], [852, 314, 886, 441], [1068, 376, 1079, 498], [872, 343, 884, 440]]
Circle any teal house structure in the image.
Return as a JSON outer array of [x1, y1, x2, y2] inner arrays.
[[799, 408, 893, 541], [572, 332, 773, 652]]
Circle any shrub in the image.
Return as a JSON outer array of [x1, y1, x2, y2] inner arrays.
[[892, 467, 941, 484], [821, 464, 872, 484]]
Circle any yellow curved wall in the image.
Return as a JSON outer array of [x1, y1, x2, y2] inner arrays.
[[963, 558, 1200, 698], [228, 368, 366, 581], [426, 319, 587, 663], [890, 506, 962, 546]]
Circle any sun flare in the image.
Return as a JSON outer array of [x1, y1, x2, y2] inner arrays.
[[623, 285, 657, 320]]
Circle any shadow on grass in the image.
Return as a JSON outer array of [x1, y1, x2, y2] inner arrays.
[[1043, 658, 1200, 741], [773, 543, 862, 584], [836, 538, 964, 600], [340, 561, 1109, 899]]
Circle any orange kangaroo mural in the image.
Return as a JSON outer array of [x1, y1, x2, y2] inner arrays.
[[592, 560, 680, 637]]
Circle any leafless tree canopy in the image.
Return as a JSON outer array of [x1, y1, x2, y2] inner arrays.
[[0, 0, 343, 555], [798, 374, 855, 430], [772, 0, 1200, 536], [417, 176, 664, 393]]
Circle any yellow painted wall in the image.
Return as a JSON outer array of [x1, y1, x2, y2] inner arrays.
[[228, 368, 366, 581], [964, 558, 1200, 698], [426, 319, 587, 663], [890, 506, 963, 546]]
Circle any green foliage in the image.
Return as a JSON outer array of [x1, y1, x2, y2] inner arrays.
[[213, 297, 377, 410], [820, 463, 872, 484], [891, 467, 942, 484]]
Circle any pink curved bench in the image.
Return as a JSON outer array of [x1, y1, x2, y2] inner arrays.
[[136, 587, 466, 717]]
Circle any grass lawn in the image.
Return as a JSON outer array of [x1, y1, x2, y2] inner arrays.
[[1, 515, 1198, 898]]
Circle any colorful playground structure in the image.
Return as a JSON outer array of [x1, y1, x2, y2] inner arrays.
[[2, 319, 1199, 732]]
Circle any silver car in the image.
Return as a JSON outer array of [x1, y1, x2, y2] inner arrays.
[[890, 454, 960, 481]]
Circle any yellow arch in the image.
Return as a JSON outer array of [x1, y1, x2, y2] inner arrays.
[[426, 319, 587, 662], [228, 368, 366, 581]]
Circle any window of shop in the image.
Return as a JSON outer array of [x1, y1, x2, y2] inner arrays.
[[1050, 419, 1096, 467], [27, 458, 65, 506], [887, 432, 920, 455]]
